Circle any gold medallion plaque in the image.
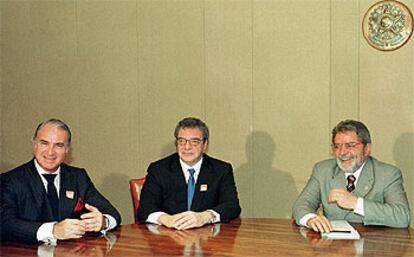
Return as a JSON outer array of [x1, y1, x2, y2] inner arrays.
[[362, 0, 413, 51]]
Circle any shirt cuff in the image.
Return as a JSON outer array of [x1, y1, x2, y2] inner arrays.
[[37, 222, 57, 243], [299, 213, 317, 227], [353, 197, 364, 216], [101, 214, 117, 233], [207, 209, 220, 223], [147, 211, 167, 224]]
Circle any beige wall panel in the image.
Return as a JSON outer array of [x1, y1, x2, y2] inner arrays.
[[204, 0, 253, 217], [76, 1, 139, 224], [137, 1, 205, 170], [359, 0, 414, 227], [0, 1, 78, 171], [330, 0, 360, 123], [253, 0, 330, 218]]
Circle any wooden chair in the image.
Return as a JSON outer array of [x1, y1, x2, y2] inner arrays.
[[129, 177, 146, 224]]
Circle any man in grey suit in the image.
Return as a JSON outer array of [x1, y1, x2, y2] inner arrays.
[[293, 120, 410, 232], [138, 117, 241, 230], [1, 118, 121, 243]]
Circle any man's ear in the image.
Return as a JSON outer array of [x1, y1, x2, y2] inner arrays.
[[364, 143, 372, 156]]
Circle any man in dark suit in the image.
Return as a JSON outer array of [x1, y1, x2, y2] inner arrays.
[[1, 118, 121, 243], [293, 120, 411, 232], [138, 117, 241, 230]]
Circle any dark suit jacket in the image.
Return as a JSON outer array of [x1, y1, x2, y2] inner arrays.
[[293, 156, 411, 228], [1, 159, 121, 243], [137, 153, 241, 224]]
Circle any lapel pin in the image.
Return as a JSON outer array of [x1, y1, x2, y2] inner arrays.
[[66, 191, 74, 199], [200, 184, 208, 191]]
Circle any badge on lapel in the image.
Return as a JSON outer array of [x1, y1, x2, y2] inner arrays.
[[200, 184, 208, 192], [66, 190, 74, 199]]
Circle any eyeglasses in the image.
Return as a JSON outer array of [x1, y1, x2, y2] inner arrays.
[[332, 142, 363, 150], [176, 137, 204, 146]]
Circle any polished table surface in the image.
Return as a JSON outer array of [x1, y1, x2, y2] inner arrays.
[[1, 218, 413, 256]]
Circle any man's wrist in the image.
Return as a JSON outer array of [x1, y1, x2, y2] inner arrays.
[[204, 210, 215, 224]]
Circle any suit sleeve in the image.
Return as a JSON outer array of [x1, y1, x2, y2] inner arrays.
[[363, 168, 411, 228], [1, 174, 43, 243], [211, 163, 241, 222], [79, 169, 122, 226], [137, 163, 165, 223], [292, 164, 323, 225]]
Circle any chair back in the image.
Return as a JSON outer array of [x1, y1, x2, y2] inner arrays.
[[129, 177, 146, 224]]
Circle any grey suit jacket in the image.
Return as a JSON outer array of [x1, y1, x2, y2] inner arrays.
[[293, 156, 411, 227]]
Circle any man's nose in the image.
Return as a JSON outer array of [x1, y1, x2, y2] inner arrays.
[[46, 145, 55, 155]]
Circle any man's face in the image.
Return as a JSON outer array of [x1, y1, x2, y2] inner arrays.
[[333, 131, 371, 173], [33, 124, 70, 172], [176, 127, 208, 166]]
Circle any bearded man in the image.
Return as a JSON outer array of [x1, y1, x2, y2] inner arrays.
[[292, 120, 410, 231]]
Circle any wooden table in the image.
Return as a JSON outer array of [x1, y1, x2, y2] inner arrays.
[[1, 219, 413, 256]]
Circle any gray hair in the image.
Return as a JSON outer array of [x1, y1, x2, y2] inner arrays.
[[33, 118, 72, 144], [331, 120, 371, 145], [174, 117, 209, 140]]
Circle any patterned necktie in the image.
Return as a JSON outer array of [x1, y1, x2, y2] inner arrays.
[[42, 174, 59, 220], [187, 169, 196, 210], [346, 175, 356, 192]]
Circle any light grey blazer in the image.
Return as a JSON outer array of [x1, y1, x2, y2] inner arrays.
[[293, 156, 411, 228]]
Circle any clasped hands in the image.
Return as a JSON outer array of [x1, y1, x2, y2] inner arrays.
[[53, 203, 105, 240], [307, 188, 358, 233], [158, 211, 214, 230]]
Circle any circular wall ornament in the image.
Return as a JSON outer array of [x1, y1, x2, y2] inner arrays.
[[362, 0, 413, 51]]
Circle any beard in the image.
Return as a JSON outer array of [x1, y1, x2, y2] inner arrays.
[[336, 153, 366, 173]]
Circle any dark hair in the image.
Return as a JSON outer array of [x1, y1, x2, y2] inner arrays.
[[332, 120, 371, 145], [33, 118, 72, 144], [174, 117, 209, 140]]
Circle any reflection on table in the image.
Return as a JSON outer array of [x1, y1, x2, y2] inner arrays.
[[1, 219, 413, 257]]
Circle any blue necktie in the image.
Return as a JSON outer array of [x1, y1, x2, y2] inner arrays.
[[187, 169, 195, 210], [42, 174, 59, 220]]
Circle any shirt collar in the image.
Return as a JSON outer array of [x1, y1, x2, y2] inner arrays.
[[345, 159, 367, 181], [34, 159, 61, 175], [179, 157, 203, 174]]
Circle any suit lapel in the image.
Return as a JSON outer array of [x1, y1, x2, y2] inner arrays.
[[354, 157, 374, 198], [59, 165, 78, 219], [191, 156, 214, 211], [329, 165, 352, 219], [27, 160, 55, 220], [169, 155, 188, 210], [330, 166, 346, 189]]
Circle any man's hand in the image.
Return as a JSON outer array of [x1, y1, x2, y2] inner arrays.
[[158, 211, 214, 230], [328, 188, 358, 210], [80, 203, 105, 232], [306, 215, 333, 233], [53, 219, 86, 240]]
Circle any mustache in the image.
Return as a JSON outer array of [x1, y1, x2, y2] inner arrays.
[[337, 154, 354, 161]]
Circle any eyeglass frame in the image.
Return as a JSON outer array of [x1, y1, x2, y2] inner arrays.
[[332, 141, 364, 150], [176, 137, 206, 147]]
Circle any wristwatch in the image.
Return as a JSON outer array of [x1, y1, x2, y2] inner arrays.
[[103, 216, 110, 230]]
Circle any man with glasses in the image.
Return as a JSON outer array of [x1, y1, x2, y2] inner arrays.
[[138, 117, 241, 229], [293, 120, 410, 232], [1, 118, 121, 243]]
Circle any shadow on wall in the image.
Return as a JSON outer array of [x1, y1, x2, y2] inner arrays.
[[100, 173, 132, 225], [393, 132, 414, 227], [234, 131, 298, 218]]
